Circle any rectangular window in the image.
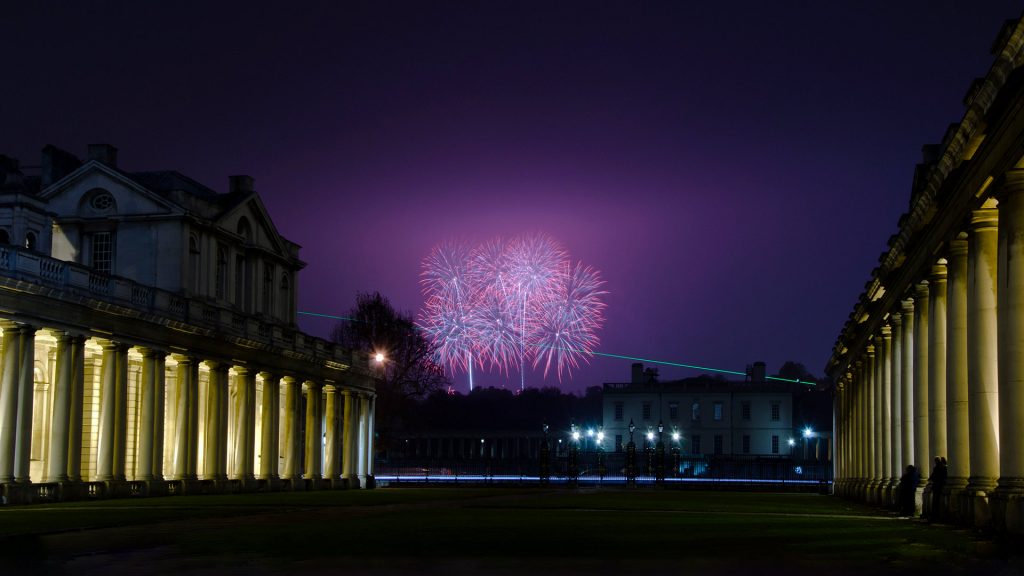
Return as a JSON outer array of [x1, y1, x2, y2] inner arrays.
[[615, 434, 623, 453], [713, 401, 723, 421], [691, 435, 701, 455], [90, 231, 113, 274], [215, 244, 228, 300], [742, 434, 750, 454], [714, 434, 723, 455], [741, 401, 751, 421], [642, 402, 651, 420], [614, 401, 624, 421], [772, 435, 780, 454], [771, 401, 780, 422], [691, 401, 700, 421], [669, 402, 678, 420]]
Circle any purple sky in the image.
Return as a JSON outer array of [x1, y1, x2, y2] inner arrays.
[[4, 2, 1020, 392]]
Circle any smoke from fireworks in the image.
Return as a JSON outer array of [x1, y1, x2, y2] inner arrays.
[[418, 233, 607, 390]]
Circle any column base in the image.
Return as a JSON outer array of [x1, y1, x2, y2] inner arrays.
[[342, 474, 358, 489], [943, 479, 969, 524], [964, 482, 996, 529], [991, 482, 1024, 535], [365, 475, 376, 489]]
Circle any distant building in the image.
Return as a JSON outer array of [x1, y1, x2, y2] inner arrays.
[[602, 362, 829, 461], [0, 144, 376, 503]]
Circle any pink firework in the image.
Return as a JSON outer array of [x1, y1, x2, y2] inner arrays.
[[419, 233, 607, 390], [529, 262, 607, 381]]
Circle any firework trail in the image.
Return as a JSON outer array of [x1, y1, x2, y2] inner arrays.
[[419, 233, 606, 390]]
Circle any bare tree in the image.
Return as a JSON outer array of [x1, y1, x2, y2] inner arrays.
[[331, 292, 447, 447]]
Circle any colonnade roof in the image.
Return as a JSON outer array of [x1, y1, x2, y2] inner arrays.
[[827, 15, 1024, 381]]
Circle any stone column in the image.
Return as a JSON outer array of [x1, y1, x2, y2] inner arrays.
[[0, 322, 22, 483], [67, 337, 85, 482], [362, 391, 374, 481], [153, 352, 166, 481], [303, 381, 322, 481], [203, 361, 229, 481], [928, 261, 948, 496], [13, 326, 35, 483], [113, 344, 128, 481], [170, 355, 197, 480], [901, 299, 915, 481], [135, 347, 159, 481], [865, 347, 876, 501], [232, 367, 256, 482], [46, 332, 73, 483], [967, 203, 999, 526], [342, 389, 357, 487], [890, 314, 903, 496], [280, 376, 300, 481], [97, 341, 119, 481], [854, 361, 864, 495], [258, 372, 280, 481], [946, 235, 970, 521], [323, 384, 339, 483], [880, 327, 893, 504], [913, 281, 930, 493], [995, 170, 1024, 533]]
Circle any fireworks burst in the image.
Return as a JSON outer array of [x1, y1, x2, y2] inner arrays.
[[418, 233, 607, 390]]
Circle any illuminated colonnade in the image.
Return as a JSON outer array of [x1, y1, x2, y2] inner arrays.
[[829, 17, 1024, 533], [0, 317, 376, 503]]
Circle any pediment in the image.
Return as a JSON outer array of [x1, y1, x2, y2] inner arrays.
[[217, 193, 292, 258], [39, 161, 180, 218]]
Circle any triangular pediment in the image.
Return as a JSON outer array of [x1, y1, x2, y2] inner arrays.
[[216, 192, 294, 259], [38, 161, 181, 218]]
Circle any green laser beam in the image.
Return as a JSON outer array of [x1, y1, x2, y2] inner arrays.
[[297, 309, 814, 386], [297, 311, 357, 322]]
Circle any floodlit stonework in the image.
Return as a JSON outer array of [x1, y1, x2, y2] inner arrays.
[[0, 144, 376, 504], [827, 16, 1024, 533]]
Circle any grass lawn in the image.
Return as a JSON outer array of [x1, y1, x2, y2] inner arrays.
[[1, 487, 1019, 575]]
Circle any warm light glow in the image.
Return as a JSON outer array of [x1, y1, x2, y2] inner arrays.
[[374, 352, 385, 363]]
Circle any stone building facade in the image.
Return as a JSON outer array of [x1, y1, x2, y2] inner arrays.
[[602, 363, 812, 459], [827, 15, 1024, 533], [0, 144, 376, 504]]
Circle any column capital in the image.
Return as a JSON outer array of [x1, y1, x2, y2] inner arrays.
[[257, 371, 279, 382], [900, 298, 914, 315], [929, 258, 947, 282], [865, 344, 875, 358], [970, 202, 999, 231], [891, 312, 902, 327], [171, 353, 197, 364], [948, 233, 969, 257], [137, 346, 167, 359], [233, 365, 255, 377], [914, 281, 929, 299], [204, 359, 230, 372], [880, 324, 892, 338], [996, 168, 1024, 197]]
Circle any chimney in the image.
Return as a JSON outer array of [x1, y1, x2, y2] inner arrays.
[[751, 361, 766, 384], [229, 175, 254, 194], [0, 156, 22, 190], [87, 144, 118, 167], [41, 145, 82, 187], [631, 363, 643, 384]]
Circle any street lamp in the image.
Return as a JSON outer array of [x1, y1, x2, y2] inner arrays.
[[540, 422, 550, 484], [670, 426, 681, 478], [626, 419, 637, 486], [568, 420, 580, 484], [655, 420, 666, 483]]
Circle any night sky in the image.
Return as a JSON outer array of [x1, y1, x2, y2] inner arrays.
[[4, 2, 1020, 392]]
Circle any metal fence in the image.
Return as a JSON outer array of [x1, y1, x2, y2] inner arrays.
[[376, 451, 831, 490]]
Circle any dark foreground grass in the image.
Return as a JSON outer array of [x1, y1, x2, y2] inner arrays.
[[1, 488, 1020, 575]]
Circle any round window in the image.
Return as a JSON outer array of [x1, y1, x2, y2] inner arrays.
[[90, 193, 114, 211]]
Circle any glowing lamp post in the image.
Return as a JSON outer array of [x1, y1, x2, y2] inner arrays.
[[670, 427, 681, 478], [539, 422, 550, 485], [655, 420, 666, 484], [645, 427, 655, 478], [596, 425, 606, 481], [626, 419, 637, 487], [568, 420, 580, 485]]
